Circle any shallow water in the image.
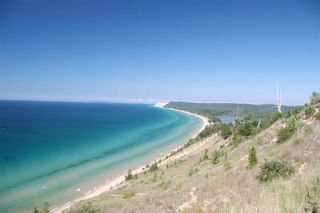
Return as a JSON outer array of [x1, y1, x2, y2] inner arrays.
[[0, 100, 202, 212]]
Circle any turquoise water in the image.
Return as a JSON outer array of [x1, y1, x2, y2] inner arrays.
[[0, 101, 202, 212]]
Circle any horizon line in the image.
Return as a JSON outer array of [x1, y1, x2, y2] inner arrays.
[[0, 98, 302, 107]]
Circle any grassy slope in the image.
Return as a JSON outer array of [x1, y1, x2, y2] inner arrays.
[[66, 112, 320, 213]]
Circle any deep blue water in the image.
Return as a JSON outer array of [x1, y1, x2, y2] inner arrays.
[[0, 100, 202, 212]]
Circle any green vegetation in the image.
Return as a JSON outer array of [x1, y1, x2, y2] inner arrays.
[[196, 124, 220, 139], [257, 161, 294, 183], [247, 146, 258, 169], [122, 191, 135, 199], [304, 176, 320, 213], [268, 112, 283, 124], [310, 91, 320, 105], [149, 162, 158, 172], [315, 112, 320, 121], [304, 105, 315, 118], [66, 202, 98, 213], [188, 167, 198, 177], [125, 169, 137, 181], [286, 108, 301, 119], [159, 180, 171, 190], [277, 118, 297, 143], [281, 173, 320, 213], [224, 159, 231, 170], [165, 102, 298, 122], [220, 124, 232, 139], [229, 114, 262, 146], [212, 150, 221, 164], [33, 202, 50, 213], [203, 149, 209, 160]]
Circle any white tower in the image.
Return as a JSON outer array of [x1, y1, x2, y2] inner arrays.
[[276, 83, 282, 113]]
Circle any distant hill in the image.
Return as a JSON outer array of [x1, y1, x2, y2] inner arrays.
[[165, 102, 300, 121]]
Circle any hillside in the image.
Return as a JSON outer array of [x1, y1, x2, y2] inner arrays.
[[63, 94, 320, 213], [165, 102, 299, 122]]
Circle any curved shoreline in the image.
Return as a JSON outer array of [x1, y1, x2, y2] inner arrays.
[[53, 103, 209, 213]]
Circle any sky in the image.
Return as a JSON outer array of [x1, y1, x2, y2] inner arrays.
[[1, 0, 319, 105]]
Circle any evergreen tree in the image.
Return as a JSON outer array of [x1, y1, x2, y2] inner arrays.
[[247, 146, 258, 169], [125, 169, 133, 181], [203, 149, 209, 160]]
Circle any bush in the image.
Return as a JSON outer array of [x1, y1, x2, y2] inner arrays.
[[224, 161, 231, 170], [149, 162, 158, 172], [247, 146, 258, 169], [315, 112, 320, 121], [212, 151, 221, 164], [304, 176, 320, 212], [305, 105, 315, 118], [68, 202, 98, 213], [220, 124, 232, 139], [269, 112, 283, 124], [125, 169, 133, 181], [159, 180, 171, 190], [197, 124, 219, 139], [286, 108, 301, 119], [122, 191, 135, 199], [277, 118, 296, 143], [257, 161, 294, 182], [188, 168, 194, 177], [232, 133, 242, 147], [203, 149, 209, 160], [310, 91, 320, 105]]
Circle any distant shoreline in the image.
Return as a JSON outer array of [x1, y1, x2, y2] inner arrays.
[[155, 101, 209, 138], [53, 102, 209, 213]]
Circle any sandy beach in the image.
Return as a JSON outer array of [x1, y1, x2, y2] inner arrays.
[[53, 102, 209, 213]]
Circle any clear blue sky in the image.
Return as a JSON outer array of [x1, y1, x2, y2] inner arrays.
[[1, 0, 319, 105]]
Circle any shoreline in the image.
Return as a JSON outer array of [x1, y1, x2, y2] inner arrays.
[[53, 102, 209, 213]]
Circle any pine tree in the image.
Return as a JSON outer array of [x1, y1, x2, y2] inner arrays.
[[203, 149, 209, 160], [248, 146, 258, 169]]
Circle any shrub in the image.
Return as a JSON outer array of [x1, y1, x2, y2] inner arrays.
[[197, 124, 219, 139], [315, 112, 320, 121], [232, 134, 242, 147], [224, 161, 231, 170], [304, 176, 320, 212], [277, 118, 296, 143], [286, 108, 301, 119], [305, 105, 315, 118], [149, 162, 158, 172], [310, 91, 320, 105], [125, 169, 133, 181], [220, 124, 232, 139], [68, 202, 98, 213], [257, 161, 294, 182], [212, 151, 221, 164], [122, 191, 135, 199], [269, 112, 283, 124], [203, 149, 209, 160], [247, 146, 258, 169], [159, 180, 171, 190]]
